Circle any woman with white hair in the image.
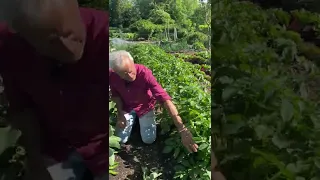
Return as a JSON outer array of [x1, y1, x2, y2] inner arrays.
[[109, 50, 199, 152]]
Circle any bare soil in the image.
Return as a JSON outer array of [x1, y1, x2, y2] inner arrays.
[[109, 120, 176, 180]]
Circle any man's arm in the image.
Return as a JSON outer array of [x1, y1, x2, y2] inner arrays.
[[162, 100, 185, 131], [145, 68, 185, 131], [110, 84, 125, 116]]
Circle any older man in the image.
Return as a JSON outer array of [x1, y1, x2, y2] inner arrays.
[[109, 50, 199, 152], [0, 0, 109, 180]]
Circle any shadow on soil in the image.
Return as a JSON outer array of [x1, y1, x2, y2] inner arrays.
[[109, 118, 176, 180]]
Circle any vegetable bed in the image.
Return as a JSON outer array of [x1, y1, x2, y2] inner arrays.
[[212, 0, 320, 180], [109, 44, 211, 179]]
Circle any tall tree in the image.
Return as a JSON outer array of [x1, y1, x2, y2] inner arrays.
[[136, 0, 156, 19], [110, 0, 122, 26]]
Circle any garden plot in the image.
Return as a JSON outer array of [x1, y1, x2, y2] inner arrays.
[[109, 121, 175, 180], [109, 44, 211, 180], [211, 0, 320, 179]]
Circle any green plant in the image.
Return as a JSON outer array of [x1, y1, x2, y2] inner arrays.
[[186, 32, 208, 45], [159, 40, 191, 52], [142, 167, 163, 180], [110, 32, 138, 41], [193, 42, 206, 51], [109, 101, 121, 176], [212, 0, 320, 179], [0, 91, 25, 180], [0, 126, 21, 156], [130, 20, 164, 39]]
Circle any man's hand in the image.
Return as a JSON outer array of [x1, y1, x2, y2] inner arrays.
[[212, 171, 226, 180], [116, 111, 127, 129], [180, 128, 198, 153], [162, 100, 198, 152]]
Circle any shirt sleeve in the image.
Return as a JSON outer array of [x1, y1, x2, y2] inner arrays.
[[145, 68, 171, 102], [110, 84, 120, 98]]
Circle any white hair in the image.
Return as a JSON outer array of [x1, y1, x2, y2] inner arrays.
[[109, 50, 134, 70]]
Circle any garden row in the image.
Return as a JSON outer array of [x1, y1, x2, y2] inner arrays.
[[212, 0, 320, 180], [109, 44, 211, 179]]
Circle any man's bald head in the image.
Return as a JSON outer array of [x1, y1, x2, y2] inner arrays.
[[0, 0, 86, 63]]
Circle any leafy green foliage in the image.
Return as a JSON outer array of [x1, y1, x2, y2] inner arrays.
[[193, 42, 207, 51], [149, 9, 175, 25], [212, 0, 320, 179], [186, 32, 208, 45], [130, 20, 164, 39], [174, 52, 211, 65], [0, 85, 25, 180], [110, 32, 138, 40], [0, 126, 21, 155], [158, 40, 191, 52], [109, 100, 121, 175], [142, 167, 163, 180], [110, 0, 211, 49]]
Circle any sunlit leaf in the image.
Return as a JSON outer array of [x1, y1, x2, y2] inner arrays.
[[109, 136, 121, 149], [255, 124, 273, 139], [280, 99, 294, 122], [272, 134, 291, 149]]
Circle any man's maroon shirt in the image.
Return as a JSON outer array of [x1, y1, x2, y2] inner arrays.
[[0, 8, 109, 176], [109, 64, 171, 117]]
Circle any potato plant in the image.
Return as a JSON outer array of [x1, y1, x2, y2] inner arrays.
[[109, 99, 121, 175], [212, 0, 320, 179], [124, 44, 211, 180]]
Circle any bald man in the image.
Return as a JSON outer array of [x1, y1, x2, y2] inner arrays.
[[0, 1, 109, 180]]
